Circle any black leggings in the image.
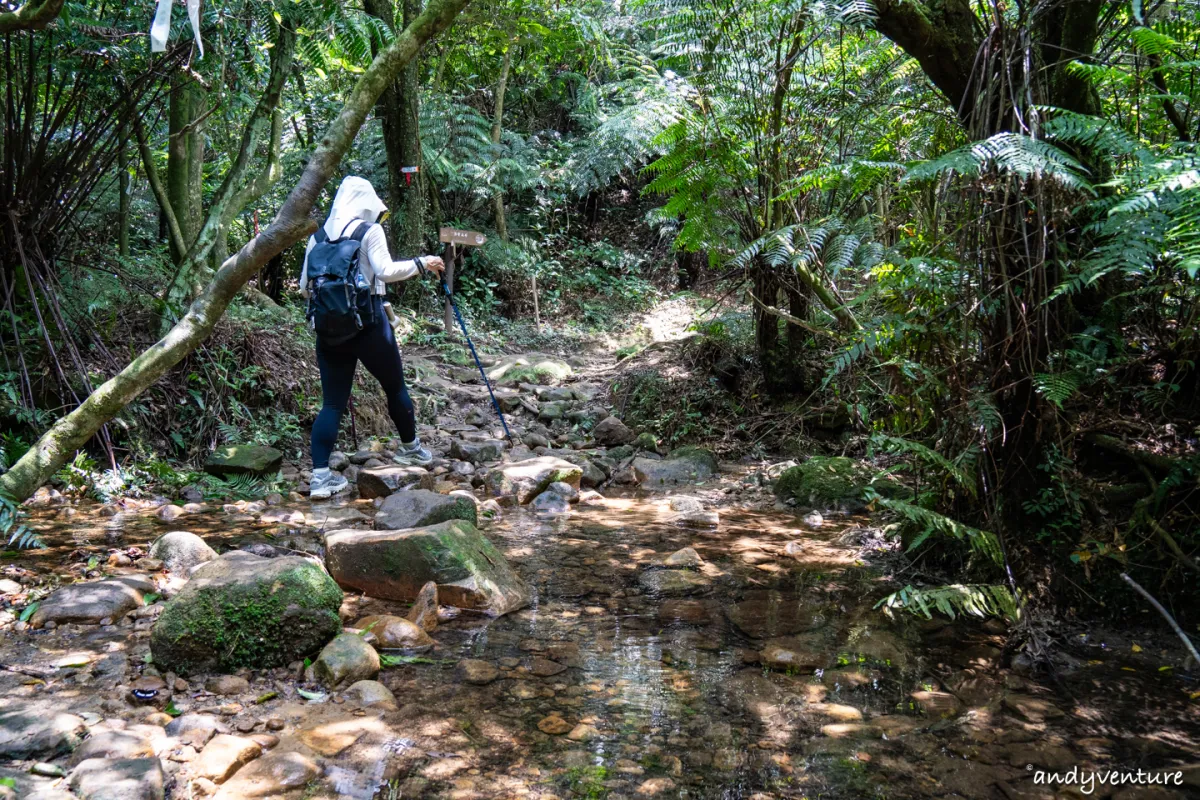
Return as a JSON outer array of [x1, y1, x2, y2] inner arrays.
[[311, 299, 416, 468]]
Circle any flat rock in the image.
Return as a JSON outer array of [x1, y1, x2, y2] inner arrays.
[[314, 632, 380, 689], [657, 599, 715, 625], [661, 547, 703, 568], [537, 715, 572, 735], [760, 634, 829, 672], [345, 680, 397, 709], [911, 690, 964, 719], [726, 590, 831, 639], [356, 615, 433, 650], [205, 675, 250, 696], [149, 531, 217, 575], [204, 445, 283, 478], [374, 489, 477, 530], [486, 457, 582, 504], [194, 734, 262, 783], [303, 506, 371, 529], [633, 448, 717, 489], [69, 758, 164, 800], [672, 509, 719, 528], [530, 657, 568, 677], [458, 659, 499, 685], [450, 439, 506, 464], [638, 569, 711, 596], [326, 520, 530, 615], [149, 552, 342, 674], [0, 707, 87, 759], [1002, 693, 1064, 722], [356, 466, 428, 500], [30, 576, 150, 628], [70, 729, 156, 765], [213, 751, 321, 799]]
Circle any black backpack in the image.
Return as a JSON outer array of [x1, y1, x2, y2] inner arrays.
[[305, 220, 376, 345]]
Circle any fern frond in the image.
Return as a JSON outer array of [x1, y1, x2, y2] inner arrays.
[[904, 133, 1093, 192], [876, 584, 1020, 621], [875, 496, 1004, 567]]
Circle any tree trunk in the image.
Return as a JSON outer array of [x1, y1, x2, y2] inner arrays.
[[491, 43, 512, 242], [0, 0, 472, 503], [363, 0, 411, 254], [166, 75, 205, 262], [396, 0, 427, 254]]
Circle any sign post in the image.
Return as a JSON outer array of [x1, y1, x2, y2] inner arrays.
[[436, 229, 487, 338]]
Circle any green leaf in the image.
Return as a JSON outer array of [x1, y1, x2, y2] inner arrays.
[[19, 602, 38, 623]]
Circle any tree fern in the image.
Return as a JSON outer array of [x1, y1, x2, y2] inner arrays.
[[876, 584, 1020, 621], [903, 132, 1093, 192], [874, 495, 1004, 567]]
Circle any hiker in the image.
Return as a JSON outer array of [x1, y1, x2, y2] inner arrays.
[[300, 176, 444, 499]]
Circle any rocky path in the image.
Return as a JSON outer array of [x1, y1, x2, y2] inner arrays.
[[1, 329, 1198, 799]]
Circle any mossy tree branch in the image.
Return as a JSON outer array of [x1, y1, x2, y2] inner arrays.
[[0, 0, 474, 503]]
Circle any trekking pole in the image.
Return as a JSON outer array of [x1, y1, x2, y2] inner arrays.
[[418, 257, 513, 443]]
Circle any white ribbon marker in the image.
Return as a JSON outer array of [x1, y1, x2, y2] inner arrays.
[[150, 0, 205, 58]]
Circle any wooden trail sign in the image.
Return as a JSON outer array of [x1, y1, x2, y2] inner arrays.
[[439, 228, 487, 247]]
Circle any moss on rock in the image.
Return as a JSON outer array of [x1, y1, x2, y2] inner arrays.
[[774, 456, 904, 510], [150, 552, 342, 675]]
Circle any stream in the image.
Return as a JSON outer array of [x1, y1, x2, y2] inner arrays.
[[1, 472, 1198, 800]]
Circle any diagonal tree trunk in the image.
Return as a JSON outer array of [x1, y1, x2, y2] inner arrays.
[[491, 41, 513, 242], [0, 0, 473, 503]]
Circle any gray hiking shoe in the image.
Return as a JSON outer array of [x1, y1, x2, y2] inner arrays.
[[394, 437, 434, 466], [309, 470, 350, 499]]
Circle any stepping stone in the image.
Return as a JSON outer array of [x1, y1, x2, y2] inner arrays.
[[0, 706, 87, 759], [356, 466, 428, 500], [726, 590, 831, 639], [213, 751, 320, 799], [194, 734, 262, 783], [29, 576, 151, 628], [373, 489, 476, 530], [486, 457, 582, 504], [638, 570, 711, 596], [69, 757, 165, 800]]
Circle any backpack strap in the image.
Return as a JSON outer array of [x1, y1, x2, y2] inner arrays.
[[349, 221, 372, 242]]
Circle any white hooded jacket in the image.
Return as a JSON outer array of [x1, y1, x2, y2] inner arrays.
[[299, 176, 422, 297]]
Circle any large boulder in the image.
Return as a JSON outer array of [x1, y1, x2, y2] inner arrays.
[[485, 457, 582, 504], [374, 489, 477, 530], [150, 552, 342, 674], [633, 447, 718, 489], [149, 531, 217, 575], [29, 575, 151, 628], [773, 456, 904, 510], [356, 466, 427, 500], [592, 416, 634, 446], [325, 520, 530, 615], [203, 445, 283, 478]]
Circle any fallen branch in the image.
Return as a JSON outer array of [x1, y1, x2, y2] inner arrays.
[[747, 290, 833, 335], [1083, 432, 1184, 475], [1121, 573, 1200, 668]]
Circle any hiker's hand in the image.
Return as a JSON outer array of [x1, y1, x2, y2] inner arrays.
[[423, 256, 445, 275]]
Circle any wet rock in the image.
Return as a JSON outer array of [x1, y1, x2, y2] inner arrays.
[[458, 659, 499, 685], [760, 634, 828, 671], [303, 506, 371, 529], [204, 445, 283, 478], [658, 598, 715, 625], [328, 451, 350, 471], [567, 723, 599, 741], [638, 569, 711, 596], [157, 504, 188, 523], [195, 734, 262, 783], [212, 751, 320, 800], [486, 457, 583, 504], [30, 575, 150, 628], [148, 531, 218, 575], [802, 510, 824, 527], [547, 480, 579, 501], [661, 547, 703, 568], [809, 703, 864, 722], [820, 722, 879, 739], [673, 509, 719, 528], [774, 456, 905, 510], [0, 707, 87, 759], [314, 632, 380, 689], [450, 439, 506, 463], [69, 757, 164, 800], [530, 657, 568, 677], [726, 590, 831, 638], [373, 489, 477, 530], [592, 416, 635, 446], [633, 448, 718, 489], [843, 628, 911, 669], [531, 491, 571, 515], [577, 460, 607, 489], [205, 675, 250, 696], [355, 615, 433, 650], [406, 580, 439, 632], [345, 680, 398, 709], [150, 552, 343, 674], [636, 777, 676, 795], [537, 715, 572, 735], [538, 400, 572, 420], [911, 690, 964, 719], [325, 519, 531, 615], [356, 466, 428, 500], [1002, 693, 1064, 722]]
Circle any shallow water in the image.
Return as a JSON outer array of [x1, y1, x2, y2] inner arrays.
[[4, 489, 1200, 799]]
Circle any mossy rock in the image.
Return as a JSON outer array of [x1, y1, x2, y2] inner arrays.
[[773, 456, 904, 510], [487, 354, 573, 386], [325, 520, 530, 615], [203, 444, 284, 478], [150, 552, 342, 675], [633, 432, 659, 452], [668, 446, 719, 473]]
